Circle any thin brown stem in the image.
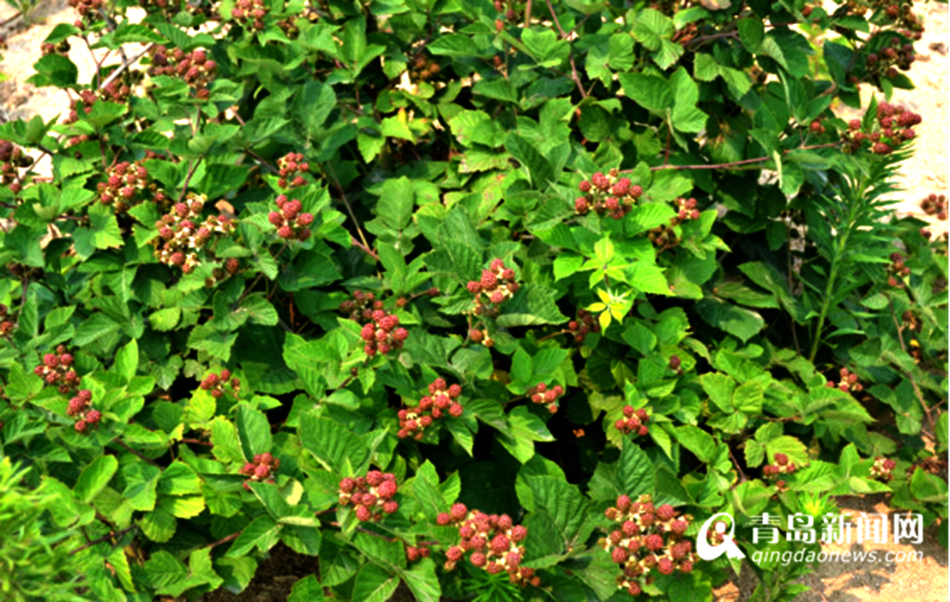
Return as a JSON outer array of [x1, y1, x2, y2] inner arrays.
[[113, 439, 160, 466], [177, 155, 203, 202], [537, 328, 571, 342], [207, 532, 242, 549], [324, 161, 372, 255], [98, 44, 155, 91], [542, 0, 588, 99], [887, 299, 936, 436], [69, 525, 137, 554], [637, 142, 842, 172], [729, 446, 748, 483], [351, 237, 379, 261], [176, 437, 214, 447]]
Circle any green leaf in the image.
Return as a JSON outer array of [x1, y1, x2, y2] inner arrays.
[[507, 134, 554, 188], [351, 563, 399, 602], [122, 463, 161, 511], [696, 296, 765, 342], [237, 404, 272, 461], [30, 54, 78, 87], [74, 455, 118, 503], [299, 411, 369, 474], [142, 551, 189, 594], [377, 176, 414, 230], [670, 67, 707, 133], [496, 285, 568, 327], [113, 339, 138, 382], [618, 73, 672, 114], [497, 406, 555, 464], [700, 373, 736, 413], [157, 462, 202, 495], [227, 516, 282, 557], [674, 425, 717, 463], [617, 442, 655, 498], [73, 203, 124, 258], [413, 460, 446, 518], [294, 81, 336, 141], [288, 575, 325, 601], [738, 19, 765, 53], [519, 474, 594, 555], [398, 558, 441, 602]]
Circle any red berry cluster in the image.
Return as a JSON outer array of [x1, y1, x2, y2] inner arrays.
[[66, 82, 131, 125], [438, 503, 538, 587], [339, 290, 385, 323], [600, 495, 697, 596], [149, 47, 217, 99], [647, 197, 701, 251], [843, 102, 921, 155], [466, 259, 519, 315], [574, 170, 643, 219], [921, 193, 947, 220], [276, 152, 309, 189], [154, 195, 236, 274], [397, 378, 463, 439], [410, 54, 441, 81], [0, 304, 15, 337], [881, 1, 924, 39], [809, 118, 826, 135], [359, 309, 409, 357], [762, 453, 798, 482], [404, 542, 431, 563], [865, 35, 918, 84], [239, 452, 280, 491], [0, 141, 32, 194], [66, 389, 102, 434], [205, 258, 243, 288], [870, 457, 897, 481], [669, 354, 683, 375], [468, 328, 494, 347], [198, 369, 241, 399], [492, 0, 518, 27], [527, 382, 564, 414], [268, 195, 313, 241], [615, 405, 649, 437], [567, 308, 600, 343], [886, 251, 911, 287], [42, 41, 70, 56], [825, 367, 864, 392], [68, 0, 104, 21], [97, 161, 167, 213], [672, 197, 701, 224], [338, 471, 399, 522], [33, 346, 81, 394], [232, 0, 269, 30]]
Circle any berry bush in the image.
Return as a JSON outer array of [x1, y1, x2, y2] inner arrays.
[[0, 0, 946, 600]]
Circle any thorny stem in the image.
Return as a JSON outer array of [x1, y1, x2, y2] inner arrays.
[[887, 298, 936, 436], [785, 220, 802, 356]]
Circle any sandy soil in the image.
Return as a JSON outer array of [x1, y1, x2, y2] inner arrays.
[[0, 1, 945, 601]]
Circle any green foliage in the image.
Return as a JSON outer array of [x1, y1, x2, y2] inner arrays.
[[0, 0, 946, 600]]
